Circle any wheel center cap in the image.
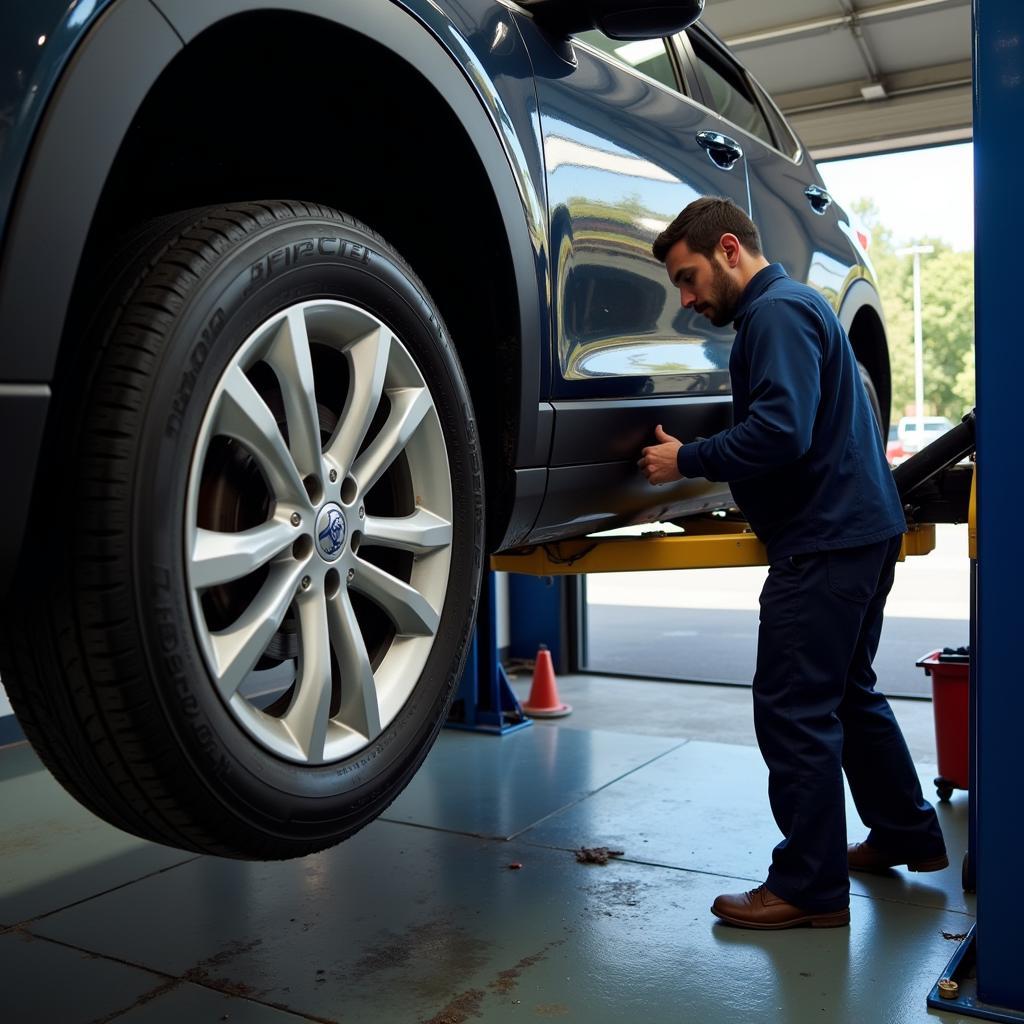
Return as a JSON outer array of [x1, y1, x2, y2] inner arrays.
[[315, 503, 347, 562]]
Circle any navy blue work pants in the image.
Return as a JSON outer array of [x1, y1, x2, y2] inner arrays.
[[754, 534, 946, 912]]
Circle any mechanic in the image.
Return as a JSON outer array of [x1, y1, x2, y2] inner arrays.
[[638, 196, 948, 930]]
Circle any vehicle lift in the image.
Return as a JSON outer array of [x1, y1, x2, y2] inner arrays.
[[449, 509, 940, 737]]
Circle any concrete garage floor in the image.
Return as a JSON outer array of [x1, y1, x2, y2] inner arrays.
[[508, 672, 943, 763], [0, 678, 972, 1024]]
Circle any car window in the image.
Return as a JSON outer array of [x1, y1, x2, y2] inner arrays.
[[574, 31, 680, 94], [686, 31, 774, 148], [750, 77, 800, 160]]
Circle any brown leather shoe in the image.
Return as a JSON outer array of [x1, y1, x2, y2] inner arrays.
[[711, 884, 849, 930], [848, 841, 949, 874]]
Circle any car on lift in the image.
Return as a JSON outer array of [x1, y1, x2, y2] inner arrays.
[[0, 0, 892, 859]]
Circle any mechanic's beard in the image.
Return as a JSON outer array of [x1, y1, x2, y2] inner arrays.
[[708, 260, 744, 327]]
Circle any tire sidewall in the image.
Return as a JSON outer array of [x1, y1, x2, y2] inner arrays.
[[133, 213, 481, 835]]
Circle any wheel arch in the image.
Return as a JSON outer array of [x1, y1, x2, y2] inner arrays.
[[839, 280, 892, 436], [0, 0, 548, 567]]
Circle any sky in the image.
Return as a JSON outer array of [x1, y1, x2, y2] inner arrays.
[[819, 142, 974, 252]]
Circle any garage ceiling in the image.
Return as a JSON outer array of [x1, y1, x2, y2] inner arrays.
[[700, 0, 972, 158]]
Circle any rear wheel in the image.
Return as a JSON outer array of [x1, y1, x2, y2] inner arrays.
[[0, 201, 483, 858], [858, 361, 885, 439]]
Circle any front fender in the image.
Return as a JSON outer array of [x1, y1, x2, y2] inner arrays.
[[0, 0, 122, 247], [0, 0, 180, 592], [0, 0, 554, 586], [0, 0, 181, 382], [153, 0, 552, 463]]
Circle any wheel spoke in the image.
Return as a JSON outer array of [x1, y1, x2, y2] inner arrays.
[[350, 558, 439, 637], [362, 508, 452, 555], [214, 365, 307, 504], [264, 307, 323, 481], [208, 561, 304, 700], [327, 590, 382, 740], [351, 386, 432, 494], [189, 300, 456, 767], [191, 518, 298, 589], [324, 326, 391, 474], [282, 590, 334, 762]]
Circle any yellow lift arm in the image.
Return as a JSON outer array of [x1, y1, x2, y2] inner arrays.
[[491, 519, 936, 576]]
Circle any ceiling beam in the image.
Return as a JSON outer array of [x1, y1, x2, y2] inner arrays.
[[835, 0, 884, 83], [790, 79, 972, 158], [723, 0, 969, 50], [811, 126, 971, 160], [773, 59, 972, 112]]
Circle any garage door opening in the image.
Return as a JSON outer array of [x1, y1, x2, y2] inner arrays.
[[577, 523, 969, 698]]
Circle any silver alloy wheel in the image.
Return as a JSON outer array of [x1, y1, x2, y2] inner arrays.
[[185, 300, 453, 765]]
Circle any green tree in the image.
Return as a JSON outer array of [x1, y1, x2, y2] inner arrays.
[[850, 200, 974, 421], [916, 245, 975, 418], [954, 344, 976, 414]]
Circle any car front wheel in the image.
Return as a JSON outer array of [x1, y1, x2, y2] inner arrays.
[[0, 201, 483, 859]]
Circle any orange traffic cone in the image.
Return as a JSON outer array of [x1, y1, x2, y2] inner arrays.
[[522, 645, 572, 718]]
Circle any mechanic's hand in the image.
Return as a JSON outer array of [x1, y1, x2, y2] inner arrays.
[[638, 425, 683, 485]]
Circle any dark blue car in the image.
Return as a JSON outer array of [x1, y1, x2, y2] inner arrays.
[[0, 0, 890, 857]]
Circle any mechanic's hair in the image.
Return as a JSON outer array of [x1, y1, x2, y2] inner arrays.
[[652, 196, 762, 262]]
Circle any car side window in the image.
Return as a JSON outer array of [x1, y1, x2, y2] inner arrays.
[[750, 77, 801, 161], [686, 31, 774, 149], [574, 30, 681, 94]]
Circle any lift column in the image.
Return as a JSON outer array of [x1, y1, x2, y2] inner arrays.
[[973, 0, 1024, 1011]]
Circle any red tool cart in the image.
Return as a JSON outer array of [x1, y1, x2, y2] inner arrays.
[[917, 648, 970, 801]]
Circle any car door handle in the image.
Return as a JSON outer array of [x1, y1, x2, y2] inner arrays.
[[695, 131, 743, 170], [804, 184, 833, 215]]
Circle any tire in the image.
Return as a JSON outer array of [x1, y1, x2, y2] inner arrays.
[[962, 851, 973, 893], [858, 361, 885, 439], [0, 201, 484, 859]]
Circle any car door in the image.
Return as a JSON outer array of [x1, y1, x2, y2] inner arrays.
[[680, 27, 858, 307], [517, 24, 753, 537]]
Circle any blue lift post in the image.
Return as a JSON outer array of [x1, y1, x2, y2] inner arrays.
[[928, 0, 1024, 1016], [446, 572, 532, 736]]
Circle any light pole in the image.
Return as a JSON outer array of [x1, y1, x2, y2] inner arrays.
[[895, 244, 934, 433]]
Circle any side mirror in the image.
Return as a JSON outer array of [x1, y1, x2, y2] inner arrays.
[[521, 0, 705, 41]]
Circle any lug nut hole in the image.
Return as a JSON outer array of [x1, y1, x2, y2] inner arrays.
[[303, 475, 324, 505]]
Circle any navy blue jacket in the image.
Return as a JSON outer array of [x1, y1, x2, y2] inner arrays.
[[676, 264, 905, 561]]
